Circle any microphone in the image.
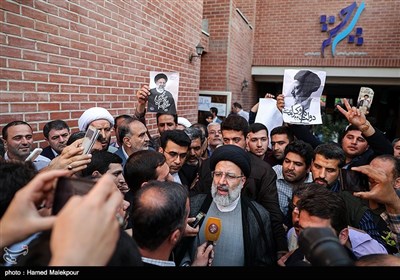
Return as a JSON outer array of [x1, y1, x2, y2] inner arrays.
[[204, 217, 221, 246]]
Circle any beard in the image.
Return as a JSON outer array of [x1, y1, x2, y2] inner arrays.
[[156, 85, 165, 93], [211, 181, 243, 207]]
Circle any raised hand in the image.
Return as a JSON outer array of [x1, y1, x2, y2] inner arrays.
[[135, 85, 150, 115], [276, 94, 285, 112], [44, 138, 92, 173], [336, 98, 366, 127], [0, 169, 69, 248], [352, 165, 400, 214], [49, 174, 123, 266]]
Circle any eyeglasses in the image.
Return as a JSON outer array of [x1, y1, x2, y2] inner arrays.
[[211, 171, 244, 181], [164, 151, 188, 160]]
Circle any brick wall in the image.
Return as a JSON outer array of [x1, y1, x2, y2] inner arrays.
[[0, 0, 203, 146], [200, 0, 257, 111], [253, 0, 400, 67]]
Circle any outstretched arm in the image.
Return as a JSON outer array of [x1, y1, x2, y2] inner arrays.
[[49, 174, 123, 266], [336, 98, 375, 137], [0, 169, 69, 248], [134, 85, 150, 118], [337, 98, 393, 156]]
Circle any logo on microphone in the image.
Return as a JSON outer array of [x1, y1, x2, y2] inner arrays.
[[208, 223, 219, 234]]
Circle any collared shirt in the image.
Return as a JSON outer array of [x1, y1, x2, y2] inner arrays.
[[121, 145, 129, 160], [348, 226, 387, 258], [273, 165, 313, 216], [107, 145, 118, 153], [50, 147, 59, 158], [237, 109, 249, 122], [4, 152, 50, 171], [141, 257, 175, 267], [172, 172, 182, 184]]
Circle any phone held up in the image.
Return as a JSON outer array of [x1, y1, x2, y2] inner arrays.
[[25, 148, 43, 162], [52, 176, 95, 215], [339, 169, 369, 193], [190, 212, 206, 228], [82, 125, 100, 154]]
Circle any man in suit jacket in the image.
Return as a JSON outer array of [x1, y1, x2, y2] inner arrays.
[[41, 120, 70, 160]]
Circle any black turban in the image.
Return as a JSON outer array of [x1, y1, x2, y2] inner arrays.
[[210, 145, 251, 178], [154, 73, 168, 83]]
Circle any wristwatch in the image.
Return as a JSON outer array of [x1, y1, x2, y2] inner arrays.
[[359, 121, 370, 133]]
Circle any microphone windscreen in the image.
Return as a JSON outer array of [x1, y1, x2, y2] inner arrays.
[[204, 217, 222, 242]]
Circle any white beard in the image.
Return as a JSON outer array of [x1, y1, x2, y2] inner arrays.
[[156, 86, 165, 93], [211, 181, 243, 207]]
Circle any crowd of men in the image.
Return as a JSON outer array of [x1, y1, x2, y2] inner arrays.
[[1, 89, 399, 267]]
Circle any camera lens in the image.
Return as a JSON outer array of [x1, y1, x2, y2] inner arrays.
[[299, 227, 354, 266]]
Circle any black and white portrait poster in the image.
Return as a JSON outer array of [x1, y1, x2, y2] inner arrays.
[[282, 69, 326, 125], [356, 87, 374, 115], [148, 71, 179, 114]]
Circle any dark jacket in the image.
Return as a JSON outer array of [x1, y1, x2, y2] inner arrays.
[[193, 153, 288, 253], [188, 194, 277, 266], [290, 124, 393, 168], [40, 146, 56, 160]]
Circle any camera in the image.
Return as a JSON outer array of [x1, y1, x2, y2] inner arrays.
[[298, 227, 354, 266]]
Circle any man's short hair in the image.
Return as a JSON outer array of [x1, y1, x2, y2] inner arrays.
[[284, 140, 315, 167], [270, 126, 294, 142], [124, 150, 167, 193], [80, 150, 122, 178], [314, 143, 346, 168], [43, 120, 70, 139], [2, 121, 31, 140], [156, 113, 178, 125], [132, 180, 188, 251], [233, 102, 242, 109], [184, 127, 204, 143], [210, 107, 218, 115], [160, 130, 191, 150], [249, 123, 268, 135], [297, 183, 348, 234], [221, 115, 249, 137]]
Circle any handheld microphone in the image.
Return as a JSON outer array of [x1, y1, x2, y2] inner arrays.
[[204, 217, 221, 246]]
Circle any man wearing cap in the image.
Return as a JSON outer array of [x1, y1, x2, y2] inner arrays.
[[182, 145, 277, 266], [147, 73, 177, 114], [78, 107, 117, 153]]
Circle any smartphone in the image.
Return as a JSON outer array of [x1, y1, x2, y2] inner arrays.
[[340, 169, 369, 193], [52, 176, 95, 215], [190, 211, 206, 228], [82, 125, 100, 154], [25, 148, 43, 162]]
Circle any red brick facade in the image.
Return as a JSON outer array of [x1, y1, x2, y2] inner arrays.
[[254, 0, 400, 67], [1, 0, 203, 144]]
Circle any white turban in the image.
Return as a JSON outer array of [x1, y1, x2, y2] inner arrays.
[[178, 117, 192, 128], [78, 107, 114, 131]]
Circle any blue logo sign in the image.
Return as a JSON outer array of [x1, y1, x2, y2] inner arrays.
[[320, 2, 365, 57]]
